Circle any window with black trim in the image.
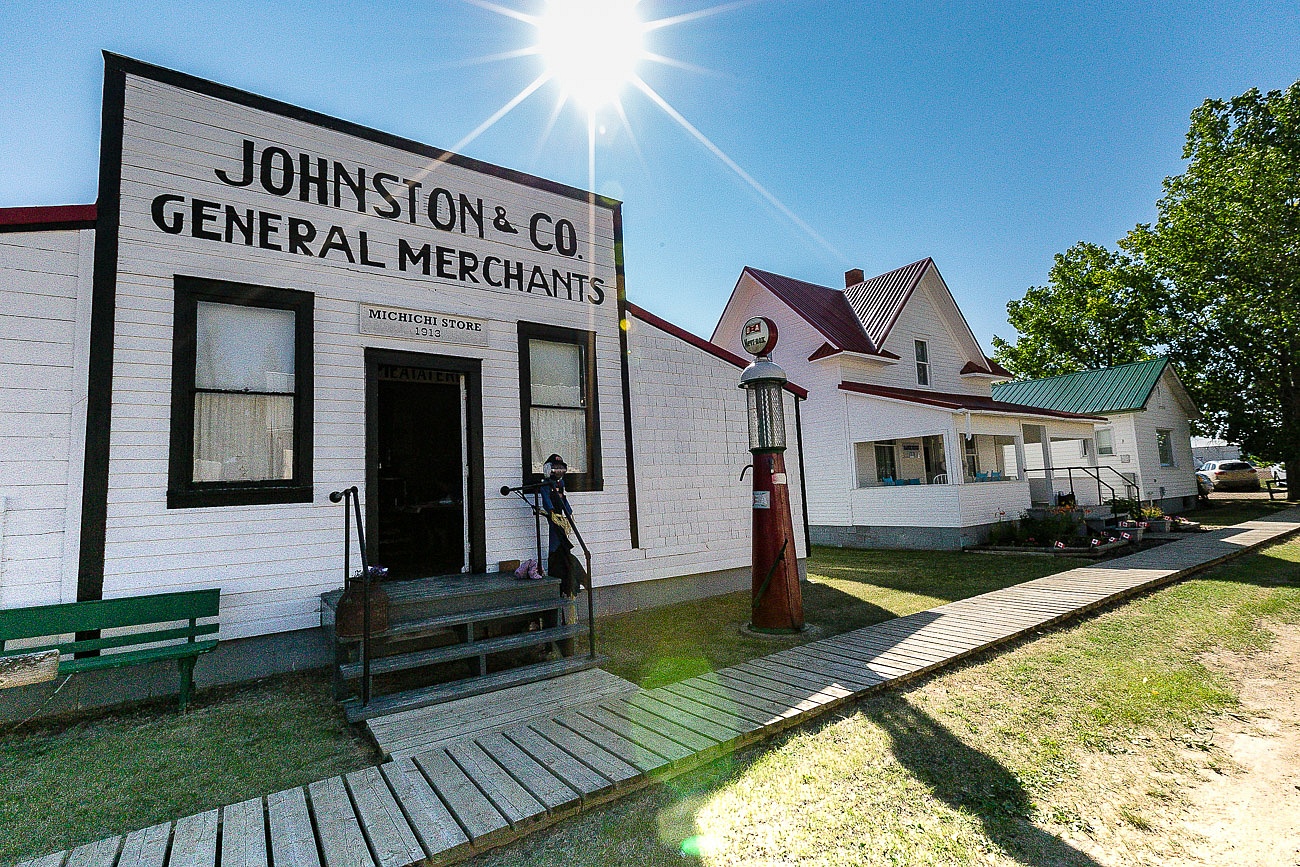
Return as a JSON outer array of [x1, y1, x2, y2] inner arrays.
[[518, 321, 602, 492], [915, 339, 930, 386], [168, 276, 314, 508]]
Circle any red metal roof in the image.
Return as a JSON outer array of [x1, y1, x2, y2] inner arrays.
[[843, 257, 932, 348], [838, 380, 1105, 421], [626, 301, 809, 398], [960, 358, 1013, 378], [742, 267, 879, 356], [0, 204, 97, 232]]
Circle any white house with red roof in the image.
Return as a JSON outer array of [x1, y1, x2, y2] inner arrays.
[[713, 258, 1117, 549]]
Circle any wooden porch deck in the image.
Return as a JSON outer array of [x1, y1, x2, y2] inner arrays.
[[20, 511, 1300, 867]]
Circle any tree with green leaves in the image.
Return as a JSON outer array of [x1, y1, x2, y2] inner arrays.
[[991, 241, 1162, 379], [1125, 82, 1300, 499]]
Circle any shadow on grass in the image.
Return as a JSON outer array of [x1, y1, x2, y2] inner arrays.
[[865, 697, 1101, 867]]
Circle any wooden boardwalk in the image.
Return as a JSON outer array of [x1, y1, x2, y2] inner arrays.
[[20, 512, 1300, 867]]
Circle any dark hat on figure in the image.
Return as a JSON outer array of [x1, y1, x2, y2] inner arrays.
[[545, 454, 567, 469]]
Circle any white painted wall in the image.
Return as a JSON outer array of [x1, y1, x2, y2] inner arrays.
[[874, 272, 990, 395], [0, 229, 93, 609]]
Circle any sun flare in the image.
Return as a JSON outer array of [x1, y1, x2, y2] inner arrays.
[[536, 0, 645, 111]]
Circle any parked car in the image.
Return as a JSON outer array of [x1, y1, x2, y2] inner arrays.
[[1198, 460, 1261, 492]]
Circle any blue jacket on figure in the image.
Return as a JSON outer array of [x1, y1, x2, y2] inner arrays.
[[539, 454, 573, 555]]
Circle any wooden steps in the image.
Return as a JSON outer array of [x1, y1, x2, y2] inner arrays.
[[344, 655, 603, 722], [323, 572, 586, 721], [32, 511, 1300, 867]]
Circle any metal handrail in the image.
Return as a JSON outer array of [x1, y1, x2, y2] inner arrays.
[[1023, 466, 1139, 504], [501, 484, 597, 660], [329, 486, 373, 707]]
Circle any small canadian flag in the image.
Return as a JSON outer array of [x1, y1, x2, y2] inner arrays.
[[1054, 541, 1066, 549], [1138, 522, 1149, 529], [1121, 532, 1132, 540], [1091, 538, 1102, 547]]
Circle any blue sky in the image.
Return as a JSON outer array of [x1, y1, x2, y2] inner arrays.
[[2, 0, 1298, 350]]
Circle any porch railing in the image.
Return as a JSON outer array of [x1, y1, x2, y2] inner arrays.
[[1024, 466, 1139, 505]]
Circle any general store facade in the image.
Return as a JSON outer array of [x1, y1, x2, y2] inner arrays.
[[0, 55, 807, 661]]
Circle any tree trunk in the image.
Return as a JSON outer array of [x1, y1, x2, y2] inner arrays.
[[1285, 346, 1300, 502]]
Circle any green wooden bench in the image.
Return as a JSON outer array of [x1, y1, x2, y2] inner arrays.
[[0, 589, 220, 711]]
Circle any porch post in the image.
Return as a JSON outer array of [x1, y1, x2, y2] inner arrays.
[[1013, 436, 1027, 481], [945, 428, 963, 484]]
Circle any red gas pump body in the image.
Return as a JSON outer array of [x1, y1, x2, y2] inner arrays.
[[750, 450, 803, 631]]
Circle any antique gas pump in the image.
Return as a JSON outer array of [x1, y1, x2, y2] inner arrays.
[[739, 317, 804, 633]]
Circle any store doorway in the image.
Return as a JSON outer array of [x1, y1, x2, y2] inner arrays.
[[366, 351, 486, 578]]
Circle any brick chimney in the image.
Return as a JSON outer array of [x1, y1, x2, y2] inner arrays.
[[844, 268, 864, 287]]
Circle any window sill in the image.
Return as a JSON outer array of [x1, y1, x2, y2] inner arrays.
[[167, 485, 314, 509]]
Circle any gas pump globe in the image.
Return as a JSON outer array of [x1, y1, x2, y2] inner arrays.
[[738, 317, 804, 633]]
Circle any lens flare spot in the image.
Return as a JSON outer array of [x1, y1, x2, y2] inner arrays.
[[537, 0, 645, 110]]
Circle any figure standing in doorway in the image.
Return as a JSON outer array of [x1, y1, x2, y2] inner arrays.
[[540, 454, 575, 592]]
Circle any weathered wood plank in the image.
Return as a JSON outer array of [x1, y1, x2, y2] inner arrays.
[[662, 681, 784, 728], [117, 824, 169, 867], [0, 649, 60, 689], [307, 776, 375, 867], [445, 740, 546, 827], [476, 731, 580, 815], [267, 788, 322, 867], [219, 799, 267, 867], [635, 688, 758, 738], [64, 839, 120, 867], [572, 703, 697, 765], [553, 709, 672, 774], [169, 811, 218, 867], [411, 749, 511, 844], [703, 669, 827, 711], [600, 697, 724, 754], [776, 646, 904, 684], [504, 723, 618, 800], [16, 852, 70, 867], [345, 767, 425, 867], [379, 757, 471, 862], [528, 718, 643, 785]]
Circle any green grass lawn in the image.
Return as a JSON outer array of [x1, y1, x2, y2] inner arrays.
[[597, 547, 1087, 688], [1193, 492, 1296, 528], [476, 534, 1300, 867]]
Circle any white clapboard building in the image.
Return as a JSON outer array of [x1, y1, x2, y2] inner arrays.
[[0, 55, 807, 699], [712, 260, 1115, 549]]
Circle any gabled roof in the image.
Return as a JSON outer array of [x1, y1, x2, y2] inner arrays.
[[625, 301, 809, 398], [990, 358, 1180, 415], [741, 267, 879, 356], [839, 380, 1106, 421], [0, 204, 97, 233], [843, 257, 932, 347]]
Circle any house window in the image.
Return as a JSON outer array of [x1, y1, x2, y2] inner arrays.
[[1096, 428, 1115, 456], [965, 437, 979, 478], [875, 441, 897, 483], [914, 340, 929, 386], [519, 322, 602, 491], [1157, 429, 1174, 466], [168, 276, 313, 508]]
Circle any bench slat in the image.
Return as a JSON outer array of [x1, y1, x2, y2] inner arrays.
[[0, 624, 220, 660], [59, 640, 218, 674], [0, 590, 220, 641]]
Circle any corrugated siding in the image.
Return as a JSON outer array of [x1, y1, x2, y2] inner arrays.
[[991, 359, 1167, 414]]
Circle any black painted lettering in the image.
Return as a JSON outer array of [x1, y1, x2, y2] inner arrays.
[[503, 260, 524, 291], [529, 212, 553, 251], [191, 199, 221, 241], [258, 211, 283, 250], [552, 269, 573, 300], [334, 163, 366, 212], [215, 139, 255, 187], [459, 194, 484, 238], [483, 256, 502, 287], [299, 155, 328, 204], [402, 180, 422, 224], [589, 276, 605, 305], [435, 246, 456, 279], [555, 218, 577, 256], [288, 217, 317, 255], [373, 174, 402, 219], [150, 194, 185, 234], [319, 225, 355, 262], [428, 189, 456, 231], [260, 147, 295, 196], [224, 206, 254, 245], [398, 239, 431, 275], [458, 250, 480, 283], [528, 265, 551, 295], [359, 232, 385, 268]]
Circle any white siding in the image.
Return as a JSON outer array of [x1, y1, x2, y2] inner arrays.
[[0, 229, 93, 608], [621, 315, 806, 584], [874, 271, 990, 395]]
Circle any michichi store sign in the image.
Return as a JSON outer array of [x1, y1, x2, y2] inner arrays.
[[120, 65, 615, 308]]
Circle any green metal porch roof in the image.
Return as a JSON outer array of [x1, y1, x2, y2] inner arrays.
[[990, 358, 1169, 415]]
